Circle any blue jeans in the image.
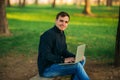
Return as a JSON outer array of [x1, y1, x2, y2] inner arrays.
[[43, 57, 90, 80]]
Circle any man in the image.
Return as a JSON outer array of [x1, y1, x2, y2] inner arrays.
[[38, 11, 90, 80]]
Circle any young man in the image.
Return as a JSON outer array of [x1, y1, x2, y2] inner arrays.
[[37, 11, 90, 80]]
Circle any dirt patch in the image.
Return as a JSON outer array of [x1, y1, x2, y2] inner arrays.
[[0, 54, 38, 80], [85, 60, 120, 80], [0, 54, 120, 80]]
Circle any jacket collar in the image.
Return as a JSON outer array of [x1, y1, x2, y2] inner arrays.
[[53, 25, 64, 34]]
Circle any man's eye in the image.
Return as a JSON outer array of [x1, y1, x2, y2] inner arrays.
[[60, 20, 68, 23], [60, 20, 64, 22], [65, 21, 68, 23]]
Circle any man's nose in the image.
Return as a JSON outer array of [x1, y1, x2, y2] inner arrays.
[[63, 21, 66, 25]]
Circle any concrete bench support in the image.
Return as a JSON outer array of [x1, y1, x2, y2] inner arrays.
[[29, 74, 61, 80]]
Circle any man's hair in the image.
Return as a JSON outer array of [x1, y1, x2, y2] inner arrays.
[[56, 11, 70, 20]]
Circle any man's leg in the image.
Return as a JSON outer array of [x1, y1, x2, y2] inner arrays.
[[43, 57, 89, 80], [43, 64, 77, 77], [43, 63, 89, 80], [71, 57, 86, 80], [75, 62, 89, 80]]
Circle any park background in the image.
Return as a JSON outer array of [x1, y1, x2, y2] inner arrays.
[[0, 0, 119, 80]]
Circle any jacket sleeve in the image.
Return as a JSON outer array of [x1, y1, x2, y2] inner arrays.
[[39, 33, 64, 63], [62, 43, 75, 58], [61, 33, 75, 58]]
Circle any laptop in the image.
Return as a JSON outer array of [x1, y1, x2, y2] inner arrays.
[[59, 44, 86, 65]]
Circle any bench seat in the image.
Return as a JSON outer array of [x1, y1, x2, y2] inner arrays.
[[29, 74, 61, 80]]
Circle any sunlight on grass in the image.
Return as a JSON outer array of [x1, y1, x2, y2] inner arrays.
[[7, 13, 54, 22]]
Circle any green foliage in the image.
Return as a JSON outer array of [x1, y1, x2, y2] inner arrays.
[[0, 5, 119, 60]]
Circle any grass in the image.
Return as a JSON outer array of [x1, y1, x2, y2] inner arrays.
[[0, 5, 119, 61]]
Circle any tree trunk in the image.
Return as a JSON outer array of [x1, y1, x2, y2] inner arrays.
[[22, 0, 25, 7], [106, 0, 112, 6], [98, 0, 100, 6], [0, 0, 10, 36], [83, 0, 92, 15], [6, 0, 11, 7], [52, 0, 56, 8], [19, 0, 22, 7], [35, 0, 38, 5], [19, 0, 25, 7], [114, 8, 120, 67]]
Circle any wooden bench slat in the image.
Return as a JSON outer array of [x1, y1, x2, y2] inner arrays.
[[29, 74, 62, 80], [29, 74, 54, 80]]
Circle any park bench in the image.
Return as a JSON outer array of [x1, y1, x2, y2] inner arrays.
[[29, 74, 62, 80]]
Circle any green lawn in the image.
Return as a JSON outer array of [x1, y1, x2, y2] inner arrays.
[[0, 5, 119, 61]]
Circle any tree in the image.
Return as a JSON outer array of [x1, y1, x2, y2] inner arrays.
[[22, 0, 26, 7], [106, 0, 112, 7], [35, 0, 38, 5], [52, 0, 56, 8], [114, 7, 120, 67], [6, 0, 11, 7], [83, 0, 93, 15], [97, 0, 100, 6], [0, 0, 10, 36], [19, 0, 26, 7]]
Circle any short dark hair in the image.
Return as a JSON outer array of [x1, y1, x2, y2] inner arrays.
[[56, 11, 70, 21]]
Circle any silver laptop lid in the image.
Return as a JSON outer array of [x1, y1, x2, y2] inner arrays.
[[75, 44, 86, 63]]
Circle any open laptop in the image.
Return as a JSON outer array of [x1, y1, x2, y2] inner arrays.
[[59, 44, 86, 65]]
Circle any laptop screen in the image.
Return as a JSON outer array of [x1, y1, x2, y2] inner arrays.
[[75, 44, 86, 63]]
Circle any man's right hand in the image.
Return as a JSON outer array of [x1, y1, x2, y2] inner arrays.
[[64, 57, 75, 63]]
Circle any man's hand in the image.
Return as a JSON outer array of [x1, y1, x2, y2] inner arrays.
[[82, 56, 85, 61], [64, 57, 75, 63]]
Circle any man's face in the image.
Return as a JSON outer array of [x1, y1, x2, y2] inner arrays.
[[55, 16, 69, 31]]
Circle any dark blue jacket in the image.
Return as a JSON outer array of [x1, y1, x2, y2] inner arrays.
[[37, 26, 75, 76]]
